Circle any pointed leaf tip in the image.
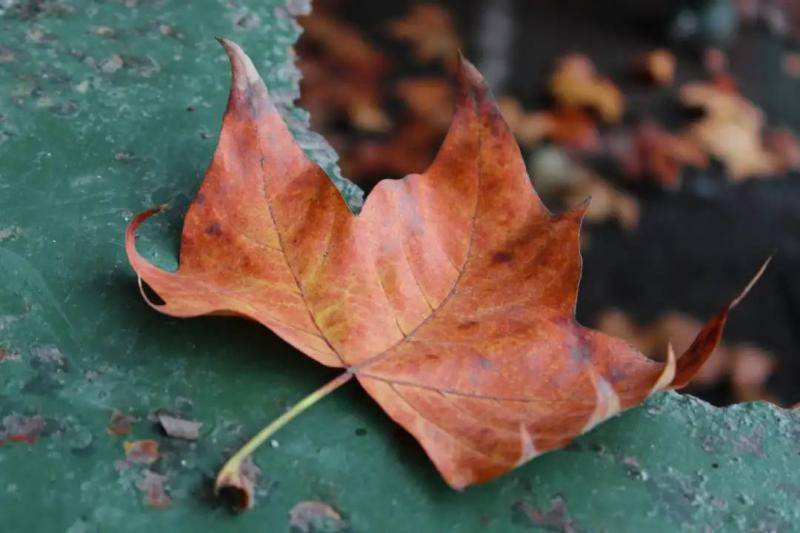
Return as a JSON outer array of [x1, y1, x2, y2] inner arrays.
[[218, 38, 271, 119], [671, 257, 771, 389]]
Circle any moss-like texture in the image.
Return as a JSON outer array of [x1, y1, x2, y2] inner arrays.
[[0, 1, 798, 531]]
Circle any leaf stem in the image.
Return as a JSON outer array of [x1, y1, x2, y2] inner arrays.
[[214, 371, 354, 500]]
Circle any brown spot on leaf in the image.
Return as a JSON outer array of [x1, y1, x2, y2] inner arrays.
[[492, 251, 513, 263], [206, 223, 221, 236], [195, 192, 205, 204]]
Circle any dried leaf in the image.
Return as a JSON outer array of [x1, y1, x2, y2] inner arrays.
[[764, 128, 800, 172], [156, 413, 202, 440], [500, 97, 600, 151], [529, 148, 639, 230], [703, 47, 728, 76], [783, 52, 800, 77], [610, 121, 708, 188], [634, 49, 676, 86], [126, 40, 764, 494], [395, 77, 454, 130], [300, 10, 387, 76], [549, 54, 624, 123], [386, 4, 461, 64], [680, 82, 779, 180]]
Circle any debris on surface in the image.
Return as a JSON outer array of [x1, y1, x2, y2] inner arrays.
[[0, 414, 45, 446], [0, 347, 20, 362], [123, 440, 160, 464], [31, 345, 66, 367], [156, 413, 201, 440], [289, 501, 347, 533], [135, 470, 171, 508], [107, 410, 137, 436], [513, 496, 576, 533]]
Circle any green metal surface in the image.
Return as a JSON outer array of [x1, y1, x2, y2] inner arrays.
[[1, 1, 799, 531]]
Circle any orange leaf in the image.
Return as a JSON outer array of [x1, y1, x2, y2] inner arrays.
[[126, 40, 765, 492], [549, 54, 624, 123]]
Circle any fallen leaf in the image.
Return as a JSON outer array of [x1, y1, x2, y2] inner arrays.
[[529, 148, 639, 230], [634, 49, 676, 86], [703, 47, 727, 76], [289, 501, 347, 533], [136, 470, 171, 508], [156, 412, 201, 440], [610, 121, 708, 188], [395, 77, 454, 130], [680, 82, 779, 180], [300, 9, 388, 76], [549, 54, 624, 123], [107, 410, 137, 436], [297, 9, 391, 133], [386, 4, 461, 64], [123, 439, 160, 464], [500, 97, 600, 151], [764, 127, 800, 172], [783, 52, 800, 77], [126, 40, 765, 500]]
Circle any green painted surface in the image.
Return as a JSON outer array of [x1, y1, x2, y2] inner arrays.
[[1, 1, 799, 531]]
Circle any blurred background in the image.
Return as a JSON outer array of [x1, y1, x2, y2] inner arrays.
[[294, 0, 800, 407]]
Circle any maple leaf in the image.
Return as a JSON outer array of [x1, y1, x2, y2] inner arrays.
[[126, 39, 766, 508]]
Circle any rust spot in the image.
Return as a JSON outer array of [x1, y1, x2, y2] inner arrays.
[[493, 251, 513, 263], [195, 192, 206, 205], [206, 223, 221, 236]]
